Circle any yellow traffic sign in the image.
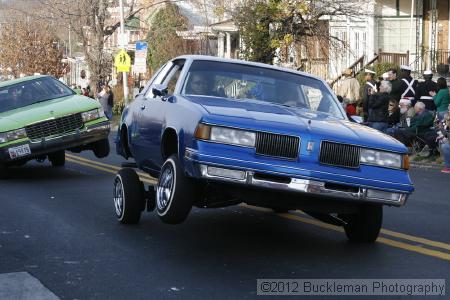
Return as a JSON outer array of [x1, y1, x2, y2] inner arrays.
[[114, 49, 131, 72]]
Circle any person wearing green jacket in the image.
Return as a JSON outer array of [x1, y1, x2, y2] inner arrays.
[[430, 77, 450, 121], [406, 105, 434, 135], [394, 102, 437, 151]]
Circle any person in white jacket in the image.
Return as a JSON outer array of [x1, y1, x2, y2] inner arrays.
[[97, 85, 112, 119]]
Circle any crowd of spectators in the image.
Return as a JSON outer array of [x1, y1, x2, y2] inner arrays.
[[338, 66, 450, 173]]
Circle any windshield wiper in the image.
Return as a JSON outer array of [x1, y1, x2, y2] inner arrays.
[[30, 94, 73, 104]]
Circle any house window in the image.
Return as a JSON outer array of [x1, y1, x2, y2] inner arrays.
[[301, 44, 307, 60], [355, 32, 360, 54], [363, 32, 367, 55], [315, 40, 324, 59]]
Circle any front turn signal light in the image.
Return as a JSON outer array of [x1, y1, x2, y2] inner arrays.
[[402, 154, 410, 170], [194, 123, 211, 140]]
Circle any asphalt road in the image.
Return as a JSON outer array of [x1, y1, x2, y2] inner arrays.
[[1, 133, 449, 299]]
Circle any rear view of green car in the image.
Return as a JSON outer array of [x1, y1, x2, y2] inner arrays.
[[0, 75, 110, 179]]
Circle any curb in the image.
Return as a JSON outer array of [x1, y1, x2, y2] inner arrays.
[[410, 162, 444, 170]]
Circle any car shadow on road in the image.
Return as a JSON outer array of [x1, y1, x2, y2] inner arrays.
[[110, 208, 389, 277], [2, 164, 89, 181]]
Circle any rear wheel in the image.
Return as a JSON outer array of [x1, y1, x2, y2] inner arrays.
[[343, 204, 383, 243], [113, 168, 145, 224], [0, 163, 8, 179], [48, 150, 65, 167], [156, 155, 194, 224], [93, 139, 110, 158]]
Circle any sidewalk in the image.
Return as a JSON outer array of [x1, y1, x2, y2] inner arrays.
[[410, 154, 445, 170], [111, 115, 120, 131]]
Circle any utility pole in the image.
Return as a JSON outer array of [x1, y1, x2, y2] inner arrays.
[[68, 24, 72, 57], [119, 0, 129, 106]]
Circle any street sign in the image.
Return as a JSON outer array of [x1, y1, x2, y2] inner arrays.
[[135, 42, 148, 51], [134, 57, 146, 65], [114, 49, 131, 72], [133, 65, 147, 74], [133, 41, 148, 74]]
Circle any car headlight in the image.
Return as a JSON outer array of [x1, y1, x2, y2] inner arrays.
[[360, 148, 408, 169], [0, 128, 28, 144], [82, 109, 101, 122], [195, 124, 256, 147], [0, 132, 7, 143]]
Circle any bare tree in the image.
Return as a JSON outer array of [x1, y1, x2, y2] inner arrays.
[[2, 0, 180, 94], [0, 19, 65, 78]]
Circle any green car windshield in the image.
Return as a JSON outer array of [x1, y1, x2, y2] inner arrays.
[[0, 77, 75, 113]]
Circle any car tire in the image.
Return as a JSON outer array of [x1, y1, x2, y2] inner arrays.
[[48, 150, 65, 167], [156, 155, 194, 224], [343, 204, 383, 243], [113, 168, 145, 224], [0, 163, 8, 179], [93, 139, 110, 158]]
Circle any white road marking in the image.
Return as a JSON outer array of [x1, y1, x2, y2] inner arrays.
[[0, 272, 59, 300]]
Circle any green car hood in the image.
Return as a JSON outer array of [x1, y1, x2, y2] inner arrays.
[[0, 95, 100, 132]]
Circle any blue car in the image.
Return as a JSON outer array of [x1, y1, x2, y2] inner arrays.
[[114, 55, 414, 243]]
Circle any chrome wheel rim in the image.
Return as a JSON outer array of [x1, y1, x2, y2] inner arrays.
[[157, 165, 174, 211], [113, 177, 124, 217]]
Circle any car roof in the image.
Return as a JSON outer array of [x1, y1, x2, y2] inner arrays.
[[174, 55, 325, 82], [0, 75, 50, 89]]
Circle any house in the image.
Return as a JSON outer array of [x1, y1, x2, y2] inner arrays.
[[102, 1, 450, 83], [328, 0, 450, 81]]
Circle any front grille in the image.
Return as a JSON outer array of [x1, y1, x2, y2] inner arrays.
[[319, 141, 361, 168], [25, 113, 83, 140], [255, 132, 300, 159]]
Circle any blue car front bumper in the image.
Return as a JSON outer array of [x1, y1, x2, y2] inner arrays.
[[184, 142, 414, 207]]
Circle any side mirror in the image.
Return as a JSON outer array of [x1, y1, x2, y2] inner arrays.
[[152, 84, 168, 99], [349, 115, 363, 124]]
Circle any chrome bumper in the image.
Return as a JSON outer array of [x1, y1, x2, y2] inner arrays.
[[199, 164, 408, 206], [0, 121, 110, 163]]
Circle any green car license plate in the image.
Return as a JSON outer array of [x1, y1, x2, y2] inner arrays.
[[8, 144, 31, 159]]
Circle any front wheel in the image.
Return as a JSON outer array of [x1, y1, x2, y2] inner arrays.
[[113, 168, 145, 224], [343, 204, 383, 243], [93, 139, 110, 158], [156, 155, 194, 224], [48, 150, 65, 167]]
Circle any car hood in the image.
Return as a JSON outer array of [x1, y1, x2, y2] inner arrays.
[[185, 95, 406, 153], [0, 95, 100, 132]]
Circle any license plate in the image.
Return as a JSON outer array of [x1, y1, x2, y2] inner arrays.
[[8, 144, 31, 159]]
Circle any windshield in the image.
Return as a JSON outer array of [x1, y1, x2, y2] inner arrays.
[[0, 76, 75, 113], [182, 60, 344, 119]]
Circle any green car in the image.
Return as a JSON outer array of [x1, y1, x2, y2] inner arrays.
[[0, 75, 110, 178]]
